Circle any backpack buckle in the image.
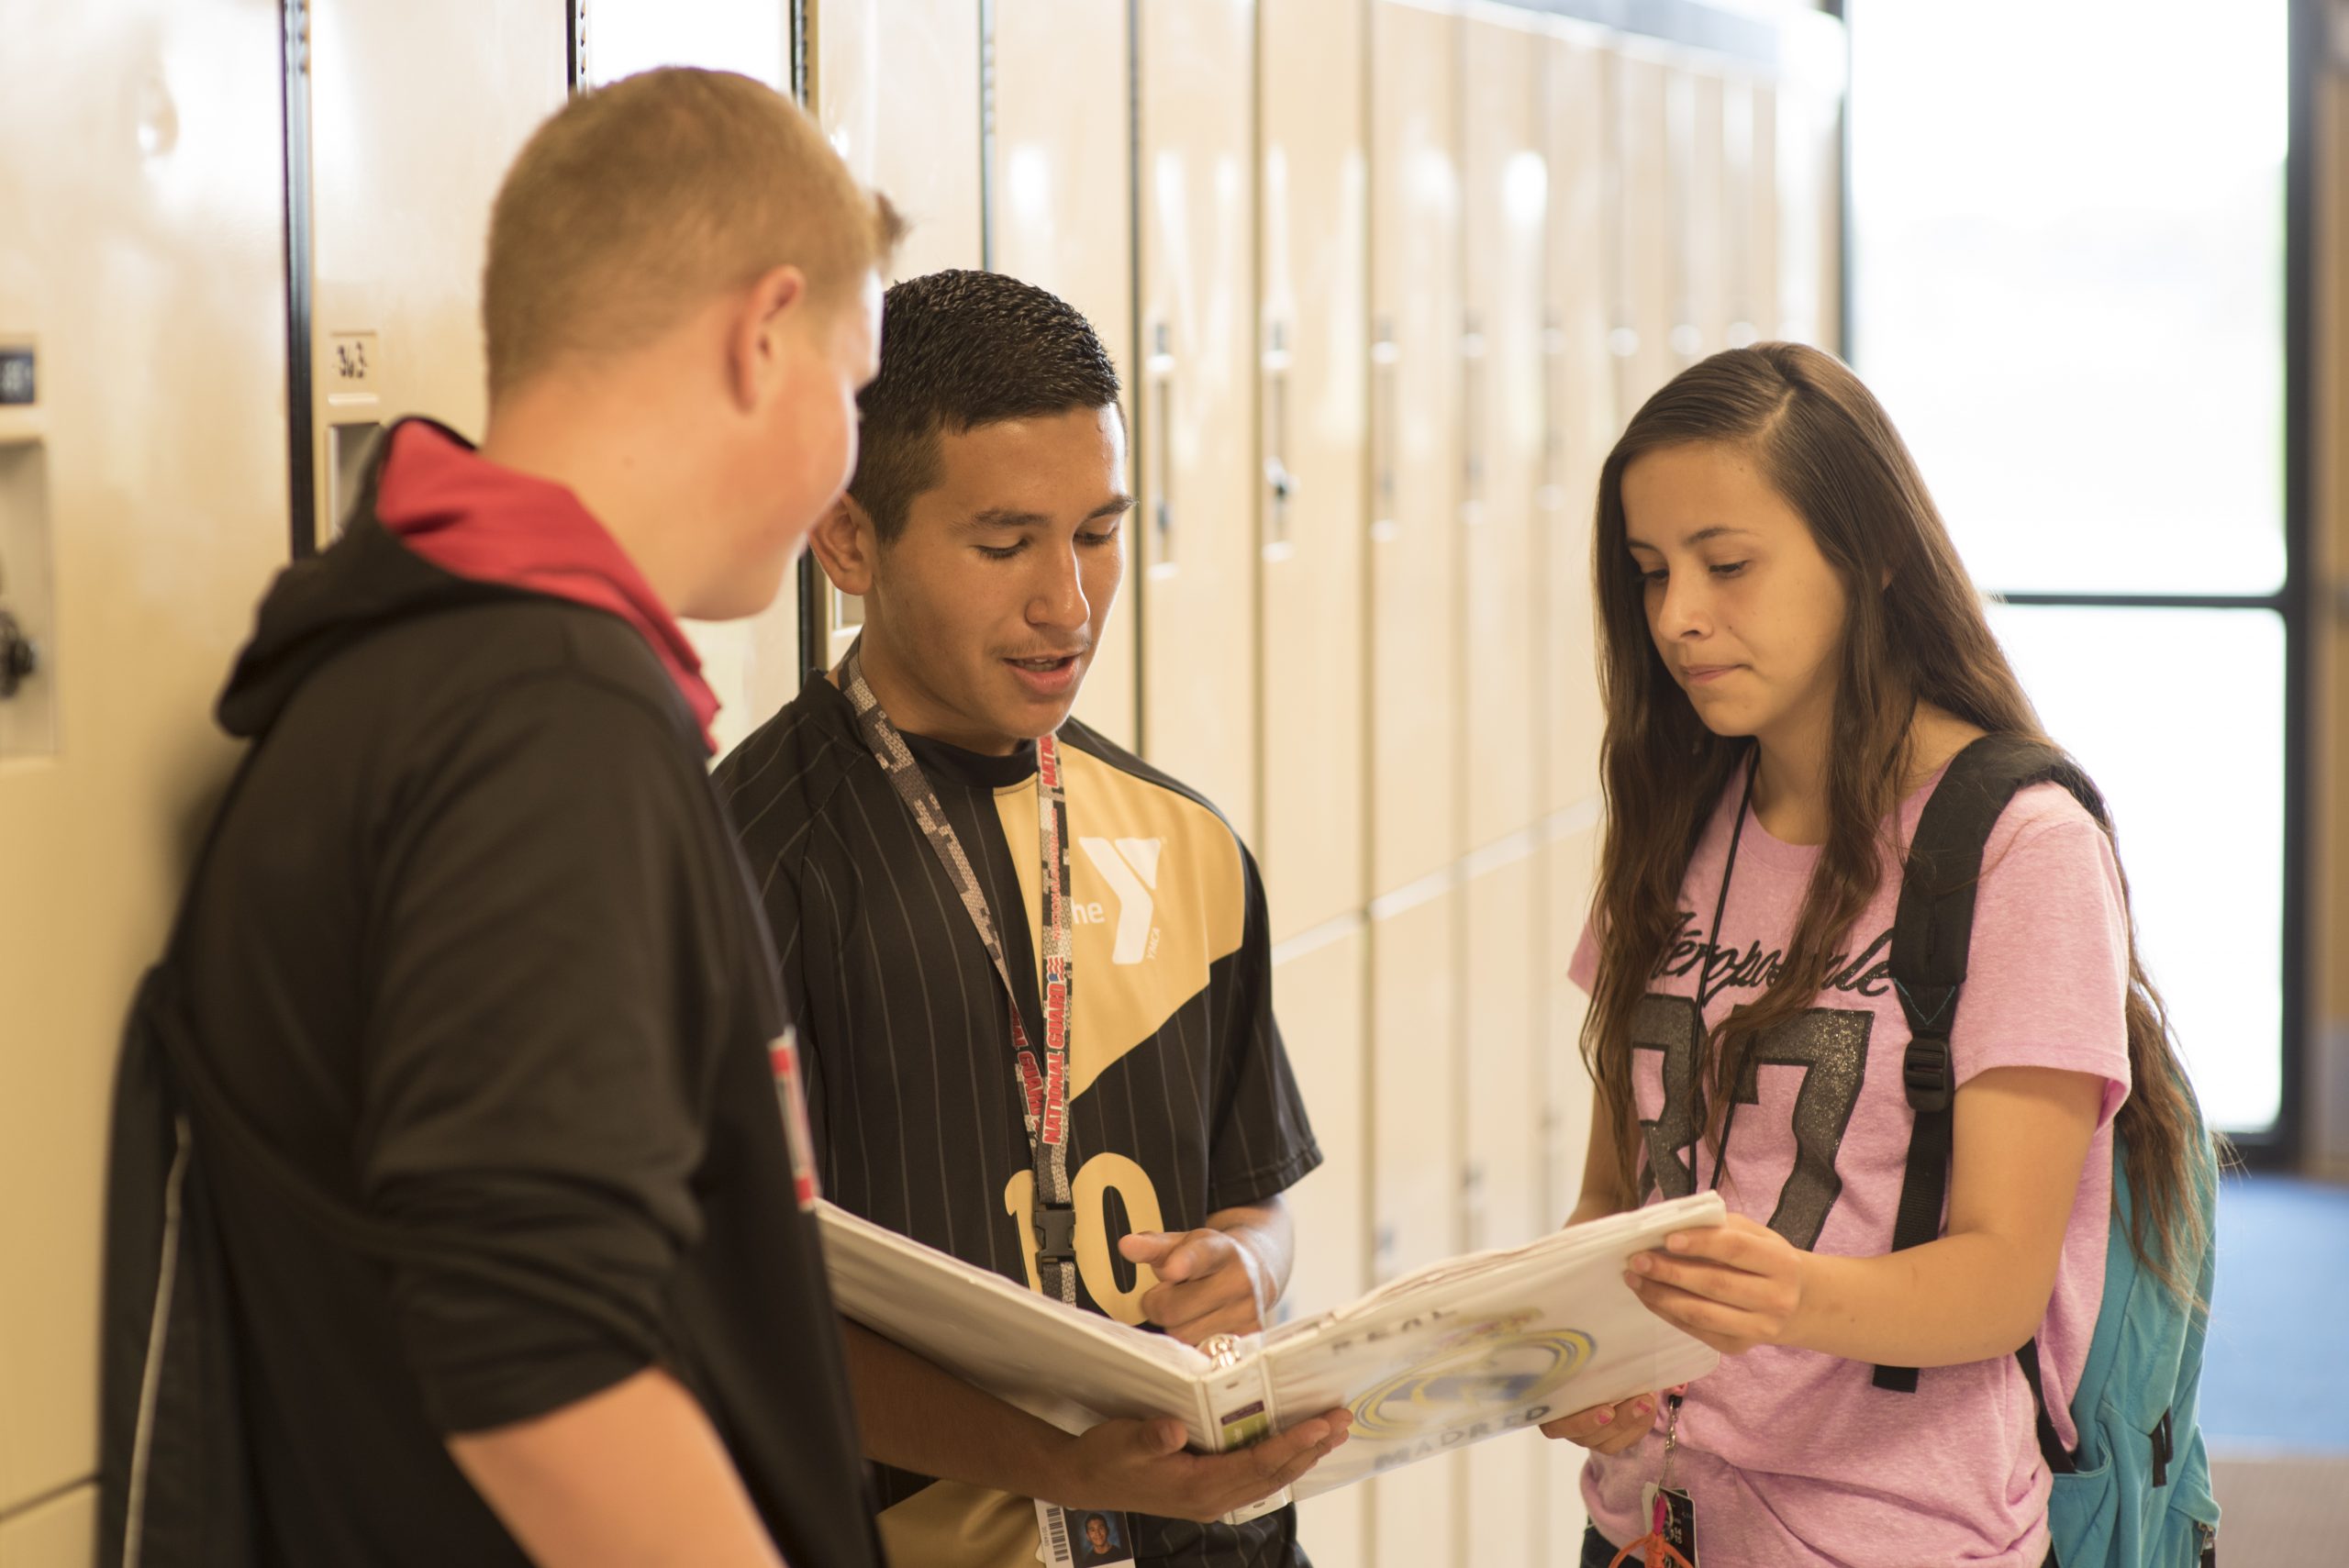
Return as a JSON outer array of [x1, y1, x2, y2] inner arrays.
[[1902, 1036, 1954, 1114]]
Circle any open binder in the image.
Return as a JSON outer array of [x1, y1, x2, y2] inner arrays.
[[818, 1192, 1726, 1521]]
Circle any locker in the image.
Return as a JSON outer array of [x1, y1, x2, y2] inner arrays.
[[306, 0, 568, 546], [1366, 881, 1460, 1564], [580, 0, 790, 89], [1547, 1440, 1594, 1568], [582, 3, 807, 755], [1461, 847, 1543, 1566], [1368, 884, 1460, 1279], [0, 0, 289, 1512], [1135, 0, 1259, 843], [1372, 1451, 1464, 1568], [0, 1485, 95, 1568], [810, 0, 985, 673], [1274, 925, 1371, 1317], [991, 0, 1141, 751], [1257, 0, 1368, 940], [1542, 29, 1614, 818], [1271, 922, 1369, 1568], [697, 600, 807, 762], [1543, 819, 1601, 1230], [1668, 63, 1730, 368], [1542, 819, 1601, 1565], [1460, 6, 1547, 852], [1368, 0, 1464, 897], [1775, 83, 1842, 352], [1605, 47, 1674, 415], [1720, 72, 1769, 350], [1744, 77, 1783, 347]]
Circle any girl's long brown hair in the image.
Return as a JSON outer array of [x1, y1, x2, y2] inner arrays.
[[1581, 342, 2212, 1302]]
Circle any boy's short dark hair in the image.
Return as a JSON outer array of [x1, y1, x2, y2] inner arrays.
[[848, 270, 1122, 541]]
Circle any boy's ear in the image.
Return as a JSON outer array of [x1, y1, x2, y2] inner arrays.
[[806, 494, 878, 596], [727, 263, 808, 412]]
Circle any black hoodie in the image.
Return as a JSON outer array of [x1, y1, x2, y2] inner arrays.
[[119, 457, 881, 1566]]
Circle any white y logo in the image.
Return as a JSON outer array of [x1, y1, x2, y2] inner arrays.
[[1079, 837, 1162, 964]]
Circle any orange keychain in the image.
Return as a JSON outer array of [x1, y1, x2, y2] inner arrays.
[[1610, 1387, 1697, 1568]]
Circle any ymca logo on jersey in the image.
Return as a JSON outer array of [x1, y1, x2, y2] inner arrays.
[[1077, 837, 1162, 965]]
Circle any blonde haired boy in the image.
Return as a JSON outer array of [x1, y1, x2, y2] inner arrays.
[[118, 70, 895, 1568]]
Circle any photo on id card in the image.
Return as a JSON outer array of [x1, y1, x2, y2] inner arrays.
[[1036, 1502, 1134, 1566]]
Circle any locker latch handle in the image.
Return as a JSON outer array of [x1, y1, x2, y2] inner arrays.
[[0, 607, 39, 700]]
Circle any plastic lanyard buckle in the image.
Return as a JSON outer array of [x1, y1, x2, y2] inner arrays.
[[1034, 1201, 1079, 1265]]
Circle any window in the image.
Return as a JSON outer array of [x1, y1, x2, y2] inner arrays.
[[1850, 0, 2294, 1136]]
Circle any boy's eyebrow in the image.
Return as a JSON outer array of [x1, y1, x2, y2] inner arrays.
[[958, 496, 1134, 531]]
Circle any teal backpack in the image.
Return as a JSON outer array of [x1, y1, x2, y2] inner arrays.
[[1874, 736, 2221, 1567]]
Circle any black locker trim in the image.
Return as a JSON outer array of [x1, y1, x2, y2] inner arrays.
[[282, 0, 317, 559]]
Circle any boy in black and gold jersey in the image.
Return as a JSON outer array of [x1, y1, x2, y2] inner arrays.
[[717, 271, 1344, 1568]]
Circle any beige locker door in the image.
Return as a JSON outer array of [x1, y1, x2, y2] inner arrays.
[[581, 3, 806, 757], [1775, 84, 1842, 353], [1368, 0, 1463, 897], [1720, 72, 1767, 353], [810, 0, 985, 674], [1668, 63, 1729, 370], [1270, 921, 1369, 1565], [1460, 7, 1545, 854], [1542, 28, 1613, 820], [991, 0, 1140, 750], [1542, 818, 1599, 1565], [0, 0, 288, 1529], [1460, 847, 1543, 1564], [1258, 0, 1368, 941], [1135, 0, 1258, 841], [1743, 78, 1782, 349], [1367, 882, 1459, 1568], [1542, 819, 1600, 1229], [1605, 46, 1674, 416], [306, 0, 566, 546]]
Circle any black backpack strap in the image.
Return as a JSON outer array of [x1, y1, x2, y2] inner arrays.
[[2015, 1338, 2078, 1475], [1873, 735, 2102, 1393]]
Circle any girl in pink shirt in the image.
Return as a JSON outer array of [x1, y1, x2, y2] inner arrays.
[[1543, 344, 2212, 1567]]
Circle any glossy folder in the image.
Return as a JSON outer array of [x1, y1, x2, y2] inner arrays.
[[817, 1191, 1726, 1522]]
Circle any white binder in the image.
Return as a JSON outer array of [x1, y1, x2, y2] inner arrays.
[[818, 1192, 1726, 1522]]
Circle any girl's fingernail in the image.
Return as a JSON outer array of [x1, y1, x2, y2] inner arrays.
[[1595, 1408, 1613, 1425], [1630, 1254, 1651, 1273], [1635, 1401, 1653, 1417]]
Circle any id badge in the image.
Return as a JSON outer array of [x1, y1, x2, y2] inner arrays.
[[1639, 1484, 1698, 1566], [1035, 1501, 1136, 1567]]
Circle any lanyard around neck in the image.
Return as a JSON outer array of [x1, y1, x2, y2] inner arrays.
[[838, 640, 1081, 1307]]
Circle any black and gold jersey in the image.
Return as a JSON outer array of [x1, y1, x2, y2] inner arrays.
[[718, 674, 1321, 1568]]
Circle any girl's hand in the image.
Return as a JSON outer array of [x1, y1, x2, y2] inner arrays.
[[1537, 1392, 1656, 1455], [1625, 1214, 1810, 1356]]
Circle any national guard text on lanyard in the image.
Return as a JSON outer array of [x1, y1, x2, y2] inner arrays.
[[840, 641, 1084, 1307]]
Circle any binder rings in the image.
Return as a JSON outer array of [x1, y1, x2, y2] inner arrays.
[[818, 1192, 1726, 1519]]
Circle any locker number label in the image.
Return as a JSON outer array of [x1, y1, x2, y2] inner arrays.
[[328, 332, 380, 400]]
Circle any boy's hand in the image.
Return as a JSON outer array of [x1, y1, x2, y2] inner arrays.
[[1042, 1409, 1353, 1524], [1120, 1228, 1273, 1344], [1537, 1393, 1656, 1455]]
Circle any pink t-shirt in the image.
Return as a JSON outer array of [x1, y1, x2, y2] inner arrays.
[[1568, 769, 2132, 1567]]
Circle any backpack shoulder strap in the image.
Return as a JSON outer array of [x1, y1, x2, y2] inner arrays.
[[1873, 734, 2102, 1394]]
